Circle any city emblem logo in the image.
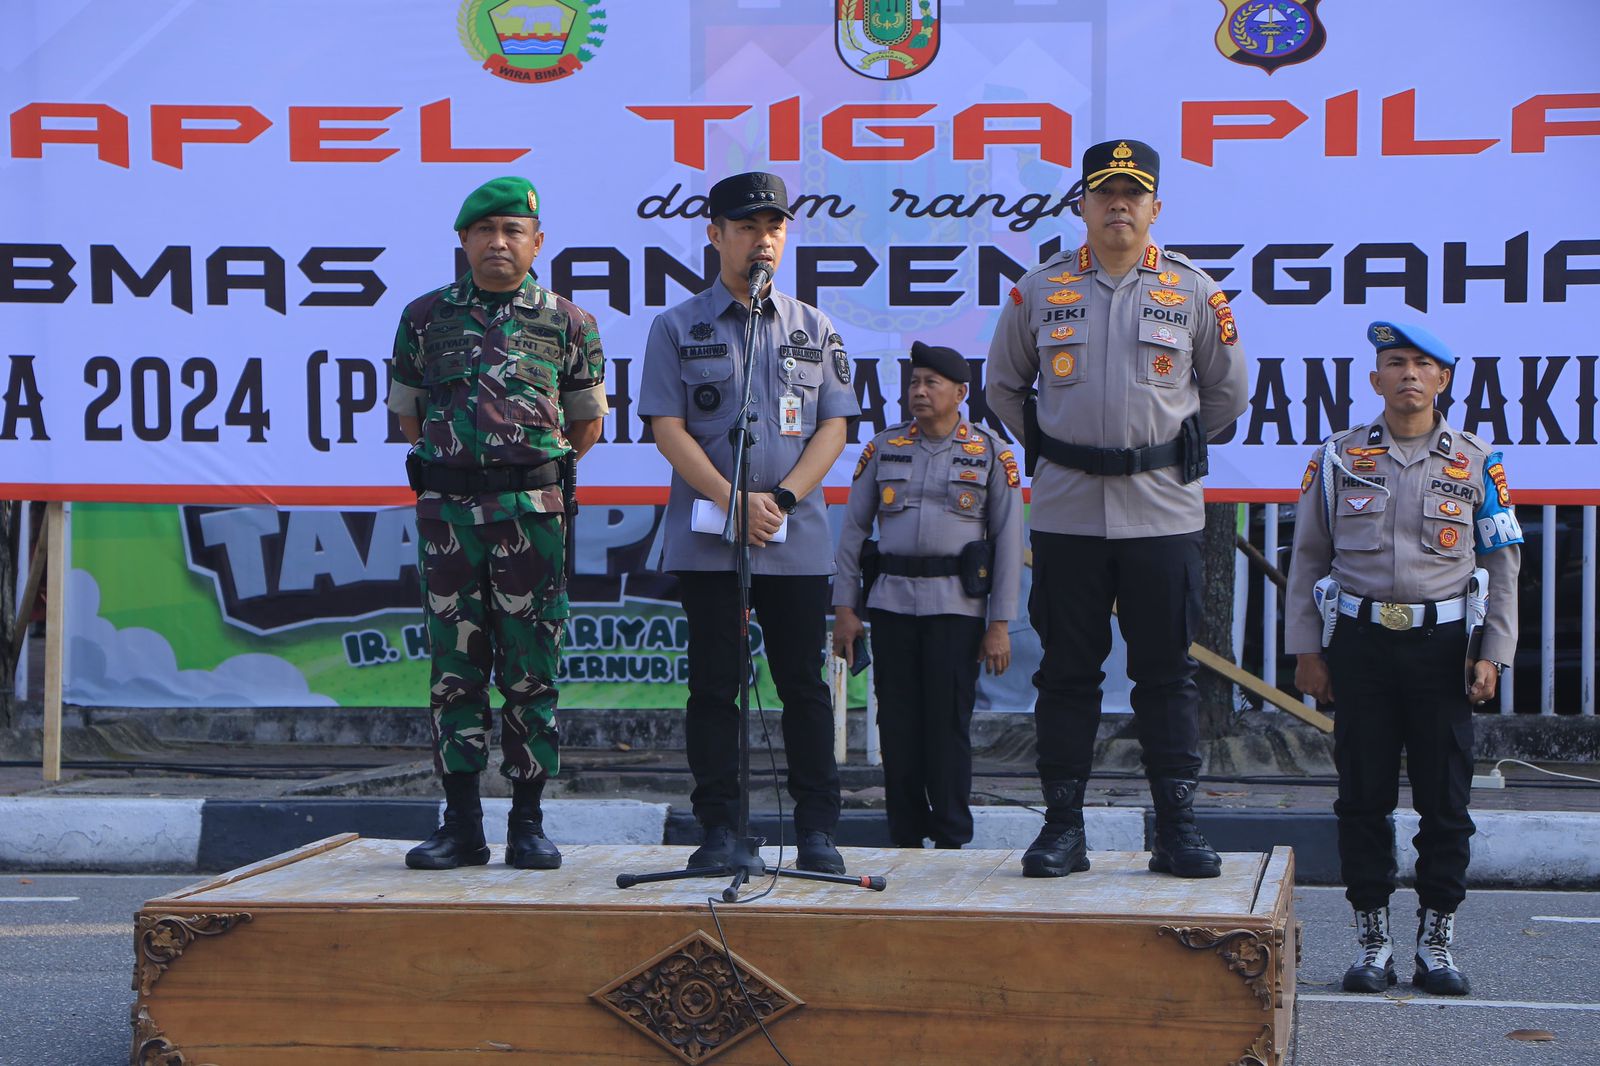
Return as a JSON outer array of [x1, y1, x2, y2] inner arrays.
[[836, 0, 940, 80], [1214, 1, 1326, 74], [459, 0, 607, 84]]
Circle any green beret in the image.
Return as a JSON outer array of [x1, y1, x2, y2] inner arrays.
[[453, 176, 540, 231]]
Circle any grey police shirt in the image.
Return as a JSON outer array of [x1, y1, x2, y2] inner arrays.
[[833, 419, 1024, 623], [639, 276, 860, 574], [985, 243, 1249, 539], [1284, 414, 1522, 664]]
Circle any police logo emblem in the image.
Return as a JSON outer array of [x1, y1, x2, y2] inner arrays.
[[1152, 327, 1179, 345], [1439, 500, 1463, 517], [1489, 461, 1512, 506], [1300, 458, 1318, 494], [1438, 526, 1460, 549], [1052, 351, 1076, 378], [1148, 289, 1187, 306], [1050, 325, 1076, 340], [1214, 0, 1327, 74], [833, 348, 851, 384], [1046, 288, 1084, 305], [693, 384, 721, 411], [957, 490, 976, 510], [690, 321, 715, 341], [1158, 270, 1181, 286]]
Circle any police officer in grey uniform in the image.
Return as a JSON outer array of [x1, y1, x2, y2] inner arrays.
[[986, 139, 1249, 880], [1287, 320, 1521, 997], [833, 341, 1024, 849], [639, 171, 861, 875]]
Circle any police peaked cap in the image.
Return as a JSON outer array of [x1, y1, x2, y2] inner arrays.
[[910, 340, 970, 384], [1367, 320, 1457, 368], [1082, 139, 1160, 193], [454, 176, 541, 231], [707, 172, 794, 221]]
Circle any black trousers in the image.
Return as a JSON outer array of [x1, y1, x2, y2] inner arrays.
[[1328, 617, 1475, 914], [677, 571, 840, 833], [868, 610, 984, 847], [1029, 530, 1203, 783]]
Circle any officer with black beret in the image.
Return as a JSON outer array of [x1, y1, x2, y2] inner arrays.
[[834, 341, 1023, 849], [1287, 320, 1522, 996], [638, 171, 861, 874], [986, 139, 1249, 880]]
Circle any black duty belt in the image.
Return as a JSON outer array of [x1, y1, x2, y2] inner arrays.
[[877, 551, 961, 578], [409, 457, 563, 495], [1036, 432, 1183, 477]]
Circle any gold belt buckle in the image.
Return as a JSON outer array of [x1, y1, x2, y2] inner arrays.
[[1377, 603, 1414, 631]]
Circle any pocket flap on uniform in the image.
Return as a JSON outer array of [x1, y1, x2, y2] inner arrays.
[[510, 358, 555, 390], [783, 360, 824, 389], [875, 455, 913, 480], [679, 352, 734, 384], [423, 347, 474, 384]]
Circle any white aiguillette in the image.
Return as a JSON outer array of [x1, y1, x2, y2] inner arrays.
[[691, 497, 787, 542]]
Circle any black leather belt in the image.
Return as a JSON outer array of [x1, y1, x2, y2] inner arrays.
[[1036, 432, 1183, 476], [877, 552, 961, 578], [409, 457, 563, 495]]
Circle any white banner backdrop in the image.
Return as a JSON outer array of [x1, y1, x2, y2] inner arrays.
[[2, 0, 1598, 505]]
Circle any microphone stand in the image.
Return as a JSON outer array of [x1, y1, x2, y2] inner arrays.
[[618, 264, 886, 901]]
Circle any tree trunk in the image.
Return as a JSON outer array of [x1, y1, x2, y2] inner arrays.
[[1195, 502, 1239, 739], [0, 501, 17, 729]]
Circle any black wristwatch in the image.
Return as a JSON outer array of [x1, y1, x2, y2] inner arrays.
[[773, 486, 799, 515]]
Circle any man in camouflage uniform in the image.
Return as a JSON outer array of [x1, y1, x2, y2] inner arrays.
[[386, 176, 608, 871], [833, 341, 1023, 849], [986, 139, 1249, 880]]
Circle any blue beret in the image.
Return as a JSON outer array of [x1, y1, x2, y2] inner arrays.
[[1367, 320, 1455, 368]]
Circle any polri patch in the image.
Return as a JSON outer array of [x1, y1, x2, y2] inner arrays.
[[999, 448, 1020, 487], [852, 440, 876, 480]]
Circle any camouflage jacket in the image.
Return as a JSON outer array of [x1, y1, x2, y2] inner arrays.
[[387, 273, 608, 524]]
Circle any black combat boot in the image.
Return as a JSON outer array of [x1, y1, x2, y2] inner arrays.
[[1413, 907, 1470, 996], [506, 776, 562, 870], [1021, 778, 1090, 878], [686, 825, 735, 870], [1342, 906, 1397, 992], [1147, 777, 1221, 878], [796, 829, 846, 874], [405, 772, 491, 870]]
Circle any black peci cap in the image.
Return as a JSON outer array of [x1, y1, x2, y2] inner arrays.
[[910, 340, 970, 384], [707, 172, 794, 221]]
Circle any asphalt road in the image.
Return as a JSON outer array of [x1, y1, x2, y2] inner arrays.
[[1, 876, 1596, 1065]]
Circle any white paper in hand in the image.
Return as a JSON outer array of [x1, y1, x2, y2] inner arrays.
[[691, 498, 787, 543]]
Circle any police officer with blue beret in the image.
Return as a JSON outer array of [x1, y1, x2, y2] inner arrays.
[[638, 172, 860, 875], [1286, 320, 1522, 997]]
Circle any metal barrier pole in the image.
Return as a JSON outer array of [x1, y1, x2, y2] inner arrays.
[[1583, 506, 1596, 716], [1541, 504, 1556, 715], [12, 500, 28, 700], [1262, 503, 1279, 695]]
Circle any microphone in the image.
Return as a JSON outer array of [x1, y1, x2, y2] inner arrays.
[[747, 260, 773, 299]]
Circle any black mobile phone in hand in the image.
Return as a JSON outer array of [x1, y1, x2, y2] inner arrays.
[[850, 633, 871, 676]]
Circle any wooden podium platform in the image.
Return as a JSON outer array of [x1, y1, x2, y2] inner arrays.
[[131, 836, 1297, 1065]]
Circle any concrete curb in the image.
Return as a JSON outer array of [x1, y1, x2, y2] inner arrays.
[[3, 798, 1599, 886]]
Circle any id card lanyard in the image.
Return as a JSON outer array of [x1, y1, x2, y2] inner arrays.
[[779, 354, 803, 436]]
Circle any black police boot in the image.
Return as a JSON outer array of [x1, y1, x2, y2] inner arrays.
[[1021, 778, 1091, 878], [797, 829, 847, 874], [686, 824, 735, 870], [1413, 907, 1471, 996], [405, 772, 490, 870], [506, 776, 562, 870], [1147, 777, 1222, 879], [1342, 906, 1397, 993]]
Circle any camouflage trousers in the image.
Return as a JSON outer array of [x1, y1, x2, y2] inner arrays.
[[417, 512, 568, 781]]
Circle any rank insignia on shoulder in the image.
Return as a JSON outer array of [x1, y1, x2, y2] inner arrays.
[[1158, 270, 1181, 286], [956, 424, 969, 440], [1052, 351, 1076, 378], [1439, 527, 1460, 549], [1046, 271, 1084, 284], [1077, 245, 1092, 272], [1300, 458, 1318, 494], [957, 490, 977, 510], [1367, 424, 1385, 445], [888, 436, 914, 447], [963, 441, 985, 455], [1352, 458, 1378, 472], [1050, 325, 1076, 340], [1148, 289, 1187, 306], [1009, 286, 1023, 306], [790, 330, 809, 345], [1439, 500, 1462, 517], [1443, 465, 1470, 480], [689, 321, 714, 341], [1046, 288, 1084, 305], [999, 449, 1020, 487], [1455, 451, 1468, 466], [853, 441, 876, 480], [1346, 445, 1388, 457], [1142, 245, 1160, 270]]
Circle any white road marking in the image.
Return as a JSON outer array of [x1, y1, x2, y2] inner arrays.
[[0, 923, 128, 937], [1300, 993, 1600, 1012], [0, 897, 78, 903], [1530, 915, 1600, 924]]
